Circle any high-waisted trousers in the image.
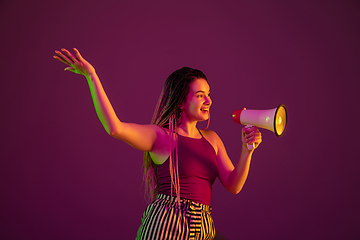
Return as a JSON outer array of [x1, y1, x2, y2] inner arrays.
[[136, 194, 215, 240]]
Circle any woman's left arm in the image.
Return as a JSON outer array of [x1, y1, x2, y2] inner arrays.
[[214, 126, 262, 194]]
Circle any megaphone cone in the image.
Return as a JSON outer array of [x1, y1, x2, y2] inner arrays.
[[232, 104, 288, 137]]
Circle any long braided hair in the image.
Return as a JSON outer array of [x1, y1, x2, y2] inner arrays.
[[143, 67, 208, 203]]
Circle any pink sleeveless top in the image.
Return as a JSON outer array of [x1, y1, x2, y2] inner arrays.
[[156, 131, 218, 205]]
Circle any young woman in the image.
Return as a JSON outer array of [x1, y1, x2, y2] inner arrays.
[[54, 48, 262, 240]]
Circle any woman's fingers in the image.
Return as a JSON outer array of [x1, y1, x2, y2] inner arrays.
[[243, 127, 255, 140], [54, 50, 73, 65], [53, 55, 70, 65], [243, 127, 262, 145], [64, 67, 80, 74], [61, 48, 79, 64], [73, 48, 83, 61]]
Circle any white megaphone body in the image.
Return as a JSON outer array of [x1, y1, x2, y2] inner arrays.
[[232, 104, 288, 149]]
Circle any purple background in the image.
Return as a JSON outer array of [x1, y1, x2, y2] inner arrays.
[[1, 0, 360, 239]]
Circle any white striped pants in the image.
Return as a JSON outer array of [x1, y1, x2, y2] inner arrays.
[[136, 194, 215, 240]]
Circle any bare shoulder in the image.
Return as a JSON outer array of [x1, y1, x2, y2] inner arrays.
[[199, 129, 222, 154], [150, 125, 171, 148], [150, 124, 168, 136], [150, 125, 172, 144], [149, 125, 174, 164]]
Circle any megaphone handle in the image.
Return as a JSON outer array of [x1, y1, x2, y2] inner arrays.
[[244, 124, 255, 150]]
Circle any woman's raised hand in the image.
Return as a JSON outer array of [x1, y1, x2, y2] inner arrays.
[[53, 48, 95, 78], [242, 126, 262, 151]]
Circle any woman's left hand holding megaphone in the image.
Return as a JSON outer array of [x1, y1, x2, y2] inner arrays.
[[242, 126, 262, 151]]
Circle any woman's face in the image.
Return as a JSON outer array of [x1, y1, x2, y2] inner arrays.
[[182, 78, 212, 122]]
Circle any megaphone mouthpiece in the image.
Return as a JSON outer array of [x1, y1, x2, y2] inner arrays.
[[232, 108, 246, 124]]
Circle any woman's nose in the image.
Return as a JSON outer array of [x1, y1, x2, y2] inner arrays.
[[205, 96, 212, 105]]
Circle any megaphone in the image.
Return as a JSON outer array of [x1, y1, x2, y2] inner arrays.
[[232, 104, 288, 149]]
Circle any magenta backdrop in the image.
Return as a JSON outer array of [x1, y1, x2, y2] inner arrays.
[[1, 0, 360, 239]]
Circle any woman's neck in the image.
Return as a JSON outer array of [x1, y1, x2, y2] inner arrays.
[[177, 121, 200, 138]]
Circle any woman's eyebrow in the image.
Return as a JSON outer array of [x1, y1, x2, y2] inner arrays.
[[195, 90, 210, 94]]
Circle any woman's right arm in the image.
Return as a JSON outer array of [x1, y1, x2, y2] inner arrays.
[[54, 48, 160, 152]]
